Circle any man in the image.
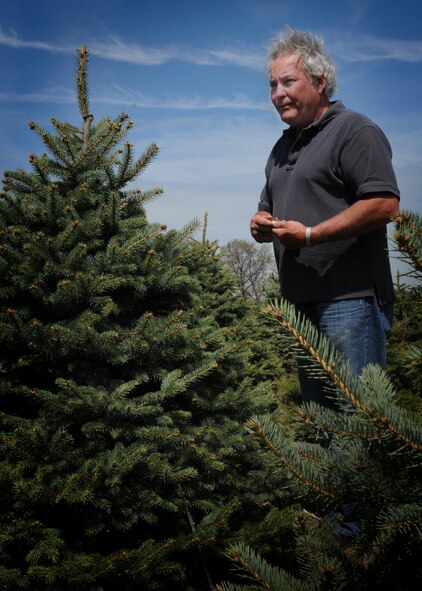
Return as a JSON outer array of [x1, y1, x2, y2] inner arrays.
[[250, 28, 400, 407]]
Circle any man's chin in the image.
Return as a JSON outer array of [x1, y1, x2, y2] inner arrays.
[[278, 108, 296, 125], [280, 114, 295, 126]]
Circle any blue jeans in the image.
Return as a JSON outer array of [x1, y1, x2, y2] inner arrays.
[[296, 297, 393, 408]]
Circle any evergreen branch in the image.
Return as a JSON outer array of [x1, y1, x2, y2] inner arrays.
[[50, 119, 77, 160], [55, 219, 80, 251], [296, 446, 325, 464], [247, 416, 338, 501], [359, 364, 422, 450], [2, 168, 42, 194], [134, 538, 177, 575], [87, 116, 133, 166], [177, 243, 213, 262], [402, 343, 422, 375], [117, 444, 151, 475], [293, 511, 350, 584], [202, 211, 208, 244], [115, 142, 133, 187], [121, 187, 164, 209], [28, 121, 73, 168], [125, 143, 160, 182], [50, 118, 80, 135], [264, 301, 363, 412], [295, 532, 345, 587], [376, 503, 422, 541], [163, 362, 219, 395], [265, 300, 422, 451], [97, 115, 133, 162], [55, 470, 89, 502], [74, 122, 116, 167], [297, 403, 384, 442], [121, 228, 165, 255], [60, 131, 77, 161], [99, 539, 176, 579], [153, 322, 188, 344], [28, 153, 50, 185], [110, 379, 142, 400], [172, 219, 202, 247], [76, 45, 90, 120], [391, 210, 422, 278], [0, 189, 25, 218], [103, 190, 120, 229], [26, 387, 68, 412], [220, 542, 303, 591], [0, 567, 30, 589], [198, 500, 242, 531], [145, 361, 221, 404], [105, 164, 118, 188], [26, 527, 65, 565], [150, 263, 184, 285]]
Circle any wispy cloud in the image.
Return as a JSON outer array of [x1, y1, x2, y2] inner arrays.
[[0, 28, 70, 53], [92, 36, 266, 70], [189, 48, 264, 70], [0, 83, 270, 112], [0, 27, 265, 70], [2, 26, 421, 68], [0, 85, 74, 105], [96, 84, 270, 111], [329, 32, 422, 63], [90, 36, 180, 66]]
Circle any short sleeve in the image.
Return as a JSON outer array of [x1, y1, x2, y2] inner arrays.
[[339, 125, 400, 200]]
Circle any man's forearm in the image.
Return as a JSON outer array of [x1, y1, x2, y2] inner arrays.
[[270, 195, 399, 249], [310, 195, 399, 245]]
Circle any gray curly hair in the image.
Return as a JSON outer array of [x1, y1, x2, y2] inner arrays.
[[266, 27, 338, 99]]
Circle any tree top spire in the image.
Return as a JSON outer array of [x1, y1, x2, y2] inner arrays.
[[76, 44, 93, 142]]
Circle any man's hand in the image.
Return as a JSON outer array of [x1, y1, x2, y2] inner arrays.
[[271, 219, 307, 248], [250, 211, 274, 243]]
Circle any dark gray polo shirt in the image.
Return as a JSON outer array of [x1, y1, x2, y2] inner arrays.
[[258, 101, 400, 305]]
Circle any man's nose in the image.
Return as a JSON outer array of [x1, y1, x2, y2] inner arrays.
[[273, 84, 286, 100]]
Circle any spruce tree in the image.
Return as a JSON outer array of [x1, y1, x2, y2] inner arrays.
[[0, 46, 285, 591], [217, 210, 422, 591]]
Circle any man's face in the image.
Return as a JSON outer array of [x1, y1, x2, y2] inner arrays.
[[269, 53, 327, 130]]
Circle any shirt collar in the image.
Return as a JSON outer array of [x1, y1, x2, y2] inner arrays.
[[282, 100, 345, 138], [308, 100, 345, 131]]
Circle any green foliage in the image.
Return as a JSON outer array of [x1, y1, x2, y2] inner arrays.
[[391, 210, 422, 282], [0, 46, 289, 590], [387, 210, 422, 409], [387, 284, 422, 409], [209, 257, 299, 403], [216, 543, 304, 591]]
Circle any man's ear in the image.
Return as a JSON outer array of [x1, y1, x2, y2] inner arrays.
[[316, 75, 327, 94]]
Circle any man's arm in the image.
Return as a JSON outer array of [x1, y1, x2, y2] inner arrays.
[[271, 194, 399, 248]]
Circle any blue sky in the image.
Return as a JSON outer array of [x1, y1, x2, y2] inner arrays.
[[1, 0, 421, 259]]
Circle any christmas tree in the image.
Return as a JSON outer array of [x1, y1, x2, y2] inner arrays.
[[0, 46, 287, 590], [217, 210, 422, 590]]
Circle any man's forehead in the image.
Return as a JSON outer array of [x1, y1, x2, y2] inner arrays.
[[270, 53, 303, 76]]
